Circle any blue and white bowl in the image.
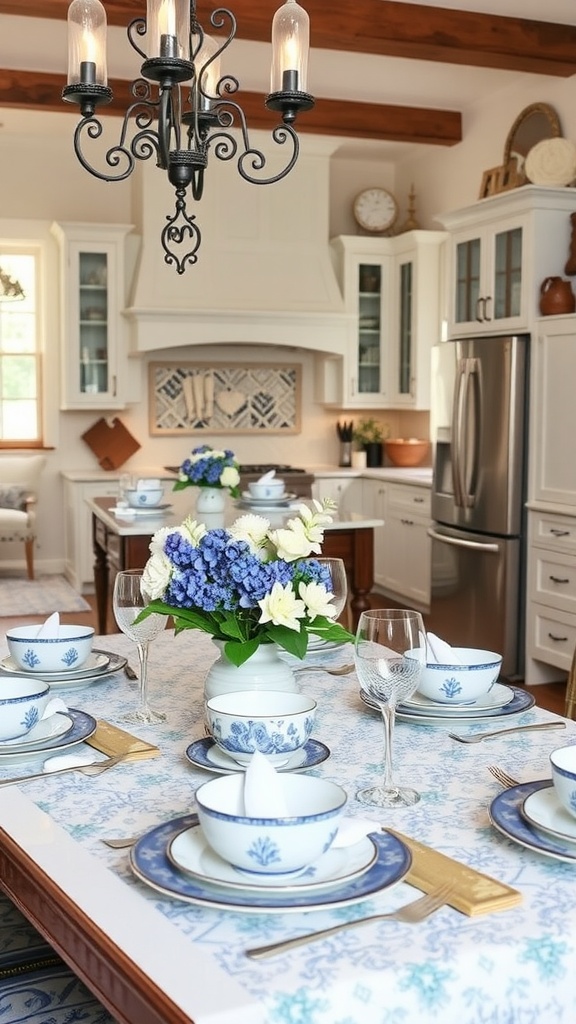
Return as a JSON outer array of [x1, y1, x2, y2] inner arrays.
[[550, 744, 576, 820], [195, 772, 347, 875], [205, 690, 317, 766], [414, 647, 502, 704], [6, 624, 94, 674], [125, 487, 164, 508], [0, 676, 52, 740]]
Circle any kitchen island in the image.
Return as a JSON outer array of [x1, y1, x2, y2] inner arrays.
[[87, 495, 384, 634]]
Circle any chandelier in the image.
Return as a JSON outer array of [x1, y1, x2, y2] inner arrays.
[[63, 0, 314, 274]]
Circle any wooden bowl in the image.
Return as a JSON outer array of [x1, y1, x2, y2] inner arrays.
[[384, 438, 429, 467]]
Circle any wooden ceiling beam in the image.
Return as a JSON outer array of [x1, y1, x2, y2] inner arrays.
[[0, 69, 462, 146], [1, 1, 576, 76]]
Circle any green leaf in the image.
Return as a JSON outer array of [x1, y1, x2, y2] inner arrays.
[[224, 637, 260, 666]]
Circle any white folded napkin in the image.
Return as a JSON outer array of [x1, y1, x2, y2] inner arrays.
[[36, 612, 60, 639], [332, 816, 380, 848], [137, 477, 161, 489], [426, 632, 463, 665], [243, 750, 289, 816], [257, 470, 276, 483]]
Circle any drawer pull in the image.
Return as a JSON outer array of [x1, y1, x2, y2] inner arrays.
[[547, 632, 569, 643], [549, 576, 570, 585], [401, 518, 414, 526], [550, 529, 571, 537]]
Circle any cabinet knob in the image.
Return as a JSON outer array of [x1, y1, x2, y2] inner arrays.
[[549, 576, 570, 585]]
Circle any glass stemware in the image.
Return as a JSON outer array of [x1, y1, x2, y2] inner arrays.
[[112, 569, 168, 725], [354, 608, 426, 808], [317, 557, 348, 621]]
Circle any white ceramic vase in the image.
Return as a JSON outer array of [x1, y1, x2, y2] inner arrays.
[[204, 640, 299, 700], [195, 486, 226, 514]]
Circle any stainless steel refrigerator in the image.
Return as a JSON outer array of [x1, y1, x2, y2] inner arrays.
[[429, 334, 529, 680]]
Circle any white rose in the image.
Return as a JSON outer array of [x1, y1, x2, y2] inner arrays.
[[258, 581, 306, 631], [298, 580, 336, 621], [220, 465, 240, 489], [229, 514, 272, 557], [141, 551, 172, 600]]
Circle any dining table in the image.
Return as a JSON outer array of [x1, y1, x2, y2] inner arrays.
[[86, 493, 383, 635], [0, 628, 575, 1024]]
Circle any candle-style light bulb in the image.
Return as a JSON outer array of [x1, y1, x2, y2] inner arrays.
[[146, 0, 189, 60], [270, 0, 310, 94], [66, 0, 108, 87]]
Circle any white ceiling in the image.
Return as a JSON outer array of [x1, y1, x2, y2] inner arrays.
[[1, 1, 576, 160]]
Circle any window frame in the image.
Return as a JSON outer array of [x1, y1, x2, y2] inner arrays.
[[0, 242, 45, 450]]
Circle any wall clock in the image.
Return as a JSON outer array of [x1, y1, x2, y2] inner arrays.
[[353, 187, 398, 233]]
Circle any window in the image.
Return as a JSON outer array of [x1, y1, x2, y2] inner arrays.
[[0, 250, 42, 447]]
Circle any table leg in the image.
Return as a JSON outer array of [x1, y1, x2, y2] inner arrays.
[[348, 529, 374, 630], [93, 540, 109, 636]]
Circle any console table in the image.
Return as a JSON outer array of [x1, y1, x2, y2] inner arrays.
[[87, 496, 384, 635]]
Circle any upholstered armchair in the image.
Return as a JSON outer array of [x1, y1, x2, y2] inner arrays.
[[0, 455, 46, 579]]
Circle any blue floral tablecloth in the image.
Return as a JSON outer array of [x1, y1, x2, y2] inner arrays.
[[1, 629, 575, 1024]]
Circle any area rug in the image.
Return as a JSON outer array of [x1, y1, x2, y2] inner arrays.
[[0, 575, 90, 617]]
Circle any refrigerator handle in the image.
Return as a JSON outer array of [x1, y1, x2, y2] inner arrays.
[[451, 359, 467, 508], [428, 528, 499, 554], [461, 357, 481, 510]]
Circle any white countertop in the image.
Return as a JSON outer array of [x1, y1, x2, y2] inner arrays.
[[309, 466, 433, 487]]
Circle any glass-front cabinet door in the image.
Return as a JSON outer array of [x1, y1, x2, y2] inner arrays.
[[51, 222, 133, 410], [450, 220, 526, 335], [357, 262, 383, 398]]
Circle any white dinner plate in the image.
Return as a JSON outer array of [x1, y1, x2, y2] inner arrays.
[[0, 709, 97, 766], [130, 814, 412, 912], [520, 785, 576, 845], [0, 652, 110, 681], [109, 505, 172, 517], [168, 823, 378, 894], [360, 686, 535, 725], [185, 737, 331, 775], [0, 650, 127, 689], [0, 712, 74, 753], [401, 683, 515, 717], [490, 780, 576, 864], [240, 491, 296, 504]]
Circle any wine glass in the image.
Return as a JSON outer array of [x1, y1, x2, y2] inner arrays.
[[317, 557, 348, 621], [112, 569, 168, 725], [354, 608, 426, 808]]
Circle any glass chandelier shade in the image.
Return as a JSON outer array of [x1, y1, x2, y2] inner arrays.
[[270, 0, 310, 95], [63, 0, 314, 274], [66, 0, 108, 88]]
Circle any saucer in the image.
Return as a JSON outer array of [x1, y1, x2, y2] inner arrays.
[[361, 686, 535, 725], [168, 823, 378, 894], [130, 814, 412, 912], [1, 652, 110, 680], [0, 712, 74, 752], [241, 491, 296, 505], [520, 785, 576, 845], [185, 737, 330, 774]]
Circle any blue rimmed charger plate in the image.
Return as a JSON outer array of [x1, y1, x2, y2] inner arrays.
[[0, 709, 97, 767], [489, 780, 576, 864], [130, 814, 412, 912]]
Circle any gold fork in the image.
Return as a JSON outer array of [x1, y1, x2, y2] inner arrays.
[[245, 882, 454, 960], [488, 765, 521, 788], [295, 663, 355, 676]]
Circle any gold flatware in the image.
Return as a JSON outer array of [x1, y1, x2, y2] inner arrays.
[[295, 664, 355, 676], [102, 834, 141, 849], [245, 883, 454, 960], [124, 663, 138, 680], [488, 765, 522, 788], [0, 753, 129, 788], [449, 721, 566, 744]]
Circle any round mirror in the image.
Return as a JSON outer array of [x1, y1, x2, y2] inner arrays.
[[503, 102, 562, 172]]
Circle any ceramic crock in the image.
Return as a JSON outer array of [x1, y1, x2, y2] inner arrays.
[[539, 276, 575, 316], [195, 487, 226, 514], [204, 640, 299, 700]]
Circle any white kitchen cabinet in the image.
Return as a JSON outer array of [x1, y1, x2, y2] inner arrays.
[[320, 231, 446, 409], [361, 479, 388, 588], [525, 510, 576, 683], [380, 484, 431, 608], [63, 475, 122, 591], [529, 317, 576, 507], [51, 222, 138, 410], [439, 186, 575, 338], [312, 475, 364, 514]]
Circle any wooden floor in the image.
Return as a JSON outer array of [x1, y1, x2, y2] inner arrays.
[[0, 592, 570, 719]]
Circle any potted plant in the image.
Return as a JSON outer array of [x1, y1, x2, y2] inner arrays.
[[352, 419, 389, 468]]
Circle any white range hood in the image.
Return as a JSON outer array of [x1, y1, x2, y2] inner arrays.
[[125, 135, 350, 356]]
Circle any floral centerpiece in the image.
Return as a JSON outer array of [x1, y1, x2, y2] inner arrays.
[[140, 498, 354, 666], [174, 445, 241, 498]]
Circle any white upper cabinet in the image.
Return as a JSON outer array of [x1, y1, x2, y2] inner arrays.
[[439, 186, 576, 338], [319, 231, 446, 410], [529, 315, 576, 508], [51, 222, 138, 410]]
